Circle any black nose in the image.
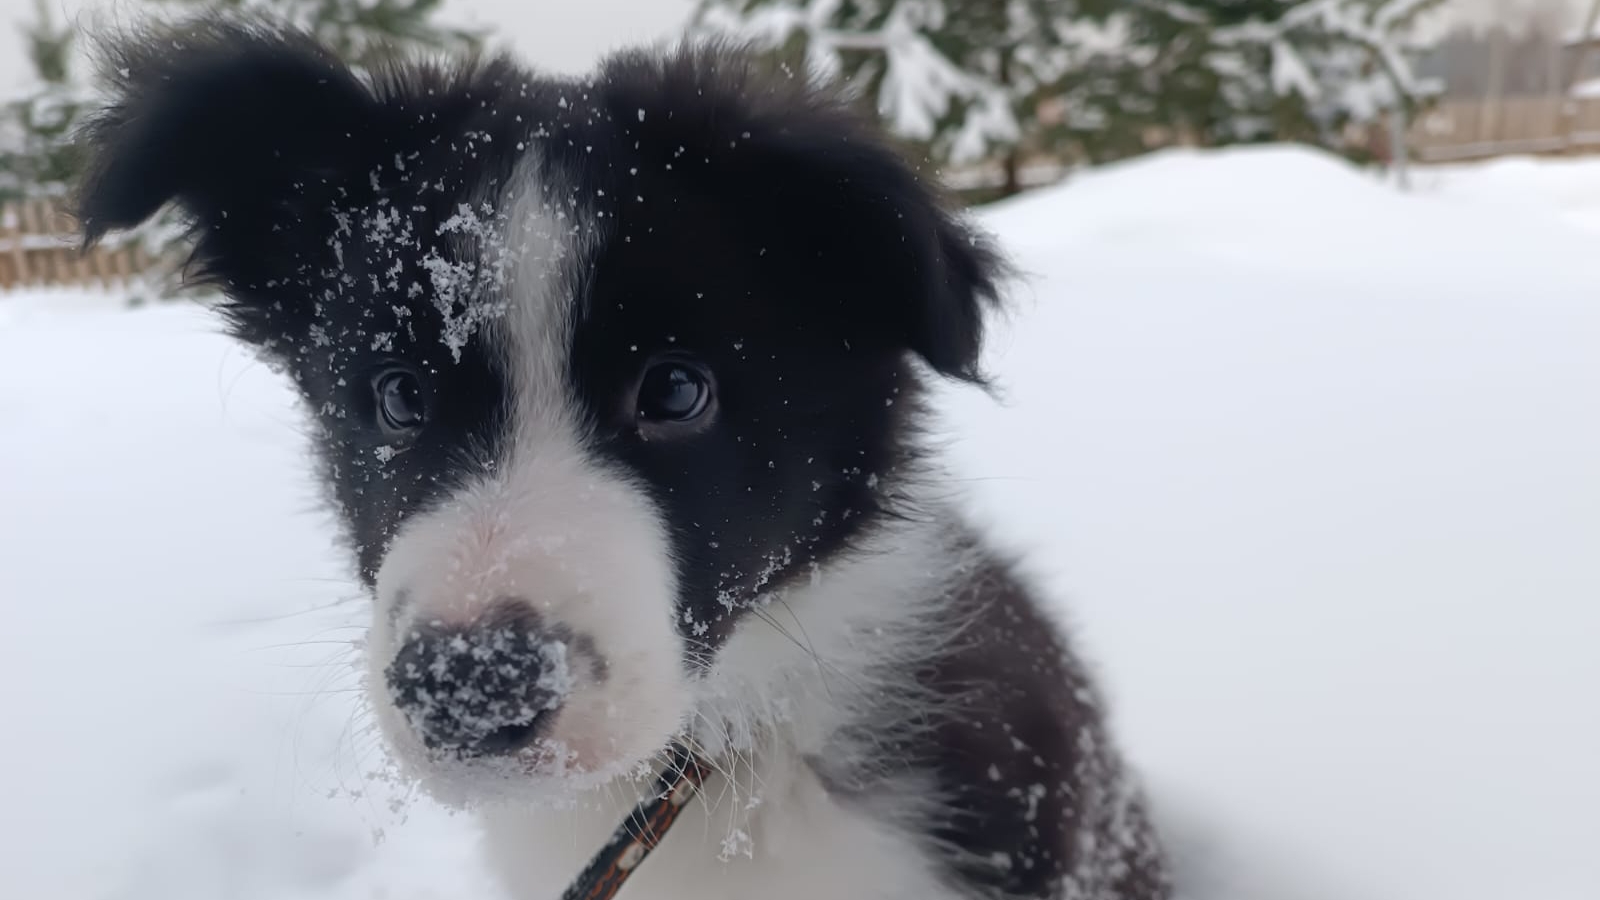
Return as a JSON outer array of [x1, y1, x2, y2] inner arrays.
[[385, 600, 570, 757]]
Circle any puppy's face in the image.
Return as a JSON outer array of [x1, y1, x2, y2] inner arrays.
[[77, 20, 1001, 802]]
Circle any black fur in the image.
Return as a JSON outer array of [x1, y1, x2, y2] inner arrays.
[[917, 554, 1169, 898]]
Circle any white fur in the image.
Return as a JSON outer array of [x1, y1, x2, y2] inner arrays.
[[367, 160, 691, 803], [479, 512, 981, 900]]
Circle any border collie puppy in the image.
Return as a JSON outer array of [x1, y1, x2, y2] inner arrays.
[[76, 16, 1169, 900]]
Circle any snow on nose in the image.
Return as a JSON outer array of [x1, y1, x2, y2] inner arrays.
[[385, 599, 576, 757]]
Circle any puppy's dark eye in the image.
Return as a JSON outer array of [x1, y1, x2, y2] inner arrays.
[[374, 368, 426, 435], [637, 358, 713, 425]]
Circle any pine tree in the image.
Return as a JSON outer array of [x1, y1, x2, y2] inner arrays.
[[0, 0, 95, 203], [151, 0, 485, 71], [1122, 0, 1444, 157], [693, 0, 1443, 191], [693, 0, 1128, 198], [1267, 0, 1445, 157]]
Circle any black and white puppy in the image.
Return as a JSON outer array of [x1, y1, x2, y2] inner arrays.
[[76, 16, 1170, 900]]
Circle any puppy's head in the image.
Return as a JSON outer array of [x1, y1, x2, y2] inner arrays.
[[77, 16, 1005, 802]]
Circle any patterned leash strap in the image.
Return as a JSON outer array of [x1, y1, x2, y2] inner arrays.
[[560, 743, 710, 900]]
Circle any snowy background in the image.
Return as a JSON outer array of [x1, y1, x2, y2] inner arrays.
[[0, 0, 693, 85], [0, 0, 1566, 98], [3, 146, 1598, 897]]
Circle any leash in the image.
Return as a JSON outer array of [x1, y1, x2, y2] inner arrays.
[[559, 742, 710, 900]]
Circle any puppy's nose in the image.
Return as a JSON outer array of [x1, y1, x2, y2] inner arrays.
[[385, 600, 571, 757]]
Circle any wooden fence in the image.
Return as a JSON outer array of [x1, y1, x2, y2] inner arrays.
[[0, 198, 152, 292], [1410, 97, 1600, 162]]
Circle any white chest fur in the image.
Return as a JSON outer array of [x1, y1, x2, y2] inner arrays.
[[478, 517, 972, 900]]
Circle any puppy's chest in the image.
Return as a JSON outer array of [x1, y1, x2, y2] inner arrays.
[[480, 765, 960, 900]]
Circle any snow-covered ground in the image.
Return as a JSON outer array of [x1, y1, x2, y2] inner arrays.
[[2, 147, 1596, 900]]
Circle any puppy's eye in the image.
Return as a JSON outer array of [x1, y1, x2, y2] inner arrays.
[[374, 368, 426, 435], [636, 358, 713, 425]]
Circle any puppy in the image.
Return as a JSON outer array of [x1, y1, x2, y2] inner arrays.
[[75, 15, 1170, 900]]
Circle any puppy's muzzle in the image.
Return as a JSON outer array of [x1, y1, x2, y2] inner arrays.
[[385, 599, 578, 757]]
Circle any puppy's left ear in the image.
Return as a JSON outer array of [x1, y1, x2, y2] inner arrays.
[[600, 46, 1009, 384], [888, 188, 1009, 385], [775, 124, 1010, 386], [764, 100, 1011, 386]]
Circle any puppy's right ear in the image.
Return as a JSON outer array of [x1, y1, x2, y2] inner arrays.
[[75, 16, 374, 274]]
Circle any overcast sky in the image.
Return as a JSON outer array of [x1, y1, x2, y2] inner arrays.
[[0, 0, 1576, 92]]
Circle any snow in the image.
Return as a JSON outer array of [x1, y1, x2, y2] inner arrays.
[[1268, 38, 1319, 100], [1571, 76, 1600, 99], [3, 146, 1598, 900]]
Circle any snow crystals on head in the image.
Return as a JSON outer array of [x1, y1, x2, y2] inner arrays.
[[419, 202, 516, 362], [388, 623, 574, 754]]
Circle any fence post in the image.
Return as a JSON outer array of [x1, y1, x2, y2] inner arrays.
[[1390, 107, 1410, 192], [2, 202, 25, 289]]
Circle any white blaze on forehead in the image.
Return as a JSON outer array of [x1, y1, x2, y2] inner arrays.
[[494, 154, 586, 423], [368, 152, 691, 791]]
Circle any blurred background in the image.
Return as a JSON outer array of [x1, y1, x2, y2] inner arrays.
[[6, 0, 1600, 284], [1, 4, 1597, 900]]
